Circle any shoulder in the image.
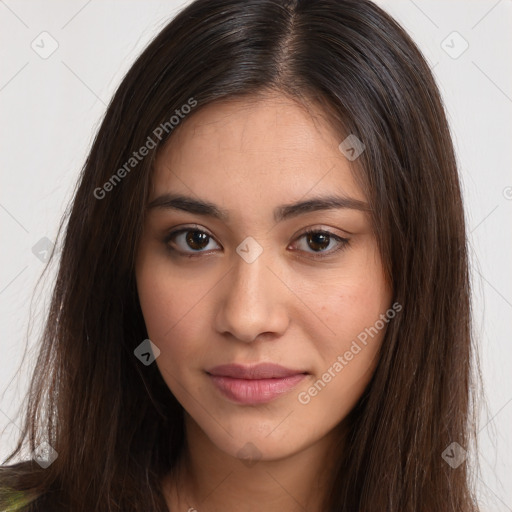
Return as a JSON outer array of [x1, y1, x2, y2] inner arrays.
[[0, 460, 63, 512], [0, 488, 62, 512]]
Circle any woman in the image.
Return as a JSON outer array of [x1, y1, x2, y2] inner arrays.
[[0, 0, 480, 510]]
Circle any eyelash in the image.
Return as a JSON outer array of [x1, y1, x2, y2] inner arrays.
[[163, 225, 350, 260]]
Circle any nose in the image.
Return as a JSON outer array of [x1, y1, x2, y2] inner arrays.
[[214, 247, 290, 343]]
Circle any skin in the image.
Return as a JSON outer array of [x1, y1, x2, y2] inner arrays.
[[135, 92, 392, 511]]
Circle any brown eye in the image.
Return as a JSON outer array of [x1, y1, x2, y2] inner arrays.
[[165, 227, 221, 255], [292, 229, 349, 258], [306, 232, 330, 252], [185, 230, 210, 250]]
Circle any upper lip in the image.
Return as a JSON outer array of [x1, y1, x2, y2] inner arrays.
[[206, 363, 308, 380]]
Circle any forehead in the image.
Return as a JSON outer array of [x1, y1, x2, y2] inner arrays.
[[150, 93, 365, 206]]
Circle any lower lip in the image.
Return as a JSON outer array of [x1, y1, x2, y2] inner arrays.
[[208, 373, 308, 405]]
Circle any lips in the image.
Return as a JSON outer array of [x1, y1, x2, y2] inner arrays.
[[205, 363, 309, 405], [206, 362, 308, 380]]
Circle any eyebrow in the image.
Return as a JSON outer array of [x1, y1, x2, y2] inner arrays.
[[147, 193, 370, 223]]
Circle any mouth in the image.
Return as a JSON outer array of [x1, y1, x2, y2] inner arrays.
[[205, 363, 309, 405]]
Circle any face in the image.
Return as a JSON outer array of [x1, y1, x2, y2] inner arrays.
[[135, 93, 392, 462]]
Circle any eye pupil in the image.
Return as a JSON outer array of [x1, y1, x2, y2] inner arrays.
[[307, 232, 330, 251], [186, 231, 209, 250]]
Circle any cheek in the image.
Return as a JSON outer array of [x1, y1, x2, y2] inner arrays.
[[315, 246, 391, 372], [136, 268, 176, 342], [135, 251, 177, 335], [335, 278, 389, 341], [331, 252, 388, 314], [135, 254, 212, 368]]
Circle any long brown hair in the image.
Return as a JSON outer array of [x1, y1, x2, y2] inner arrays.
[[0, 0, 481, 510]]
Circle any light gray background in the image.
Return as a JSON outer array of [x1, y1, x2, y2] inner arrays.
[[1, 0, 511, 509]]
